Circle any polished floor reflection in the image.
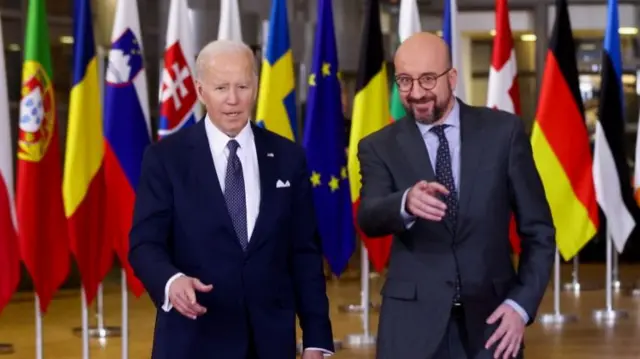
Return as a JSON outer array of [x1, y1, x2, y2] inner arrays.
[[1, 263, 640, 358]]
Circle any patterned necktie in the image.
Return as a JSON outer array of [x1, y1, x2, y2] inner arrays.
[[224, 139, 248, 251], [431, 124, 461, 304], [431, 124, 458, 226]]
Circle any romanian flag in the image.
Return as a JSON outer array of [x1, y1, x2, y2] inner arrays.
[[347, 0, 393, 272], [17, 0, 69, 313], [592, 0, 636, 252], [389, 0, 421, 121], [530, 0, 598, 260], [256, 0, 297, 141], [63, 0, 111, 305]]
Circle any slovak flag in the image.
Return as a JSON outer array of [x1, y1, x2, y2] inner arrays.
[[103, 0, 151, 296], [158, 0, 199, 139]]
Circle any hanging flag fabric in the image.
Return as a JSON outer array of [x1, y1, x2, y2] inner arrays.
[[592, 0, 636, 253], [390, 0, 421, 121], [486, 0, 522, 254], [303, 0, 355, 276], [530, 0, 598, 260], [218, 0, 242, 41], [104, 0, 152, 296], [63, 0, 112, 305], [442, 0, 465, 102], [256, 0, 297, 141], [0, 19, 19, 314], [17, 0, 69, 313], [158, 0, 199, 139], [347, 0, 393, 272]]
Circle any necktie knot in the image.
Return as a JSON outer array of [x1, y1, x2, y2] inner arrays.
[[430, 124, 449, 139], [227, 139, 240, 154]]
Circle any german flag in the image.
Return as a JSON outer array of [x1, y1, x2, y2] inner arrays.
[[347, 0, 392, 272], [530, 0, 598, 260]]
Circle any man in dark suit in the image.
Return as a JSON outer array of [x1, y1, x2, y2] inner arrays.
[[129, 40, 334, 359], [356, 32, 555, 359]]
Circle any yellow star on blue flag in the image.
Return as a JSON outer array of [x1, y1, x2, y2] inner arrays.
[[302, 0, 355, 276]]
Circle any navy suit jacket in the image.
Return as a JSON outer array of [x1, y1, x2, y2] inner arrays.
[[129, 119, 334, 359]]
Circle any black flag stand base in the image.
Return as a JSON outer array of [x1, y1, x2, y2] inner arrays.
[[0, 343, 14, 355]]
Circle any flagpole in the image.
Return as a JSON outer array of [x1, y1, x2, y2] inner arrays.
[[35, 294, 43, 359], [81, 287, 90, 359], [612, 250, 621, 292], [593, 234, 628, 322], [539, 249, 577, 324], [121, 269, 128, 359], [338, 242, 380, 313], [344, 243, 376, 347], [563, 255, 581, 293]]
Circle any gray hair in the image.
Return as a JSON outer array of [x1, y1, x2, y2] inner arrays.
[[195, 39, 258, 80]]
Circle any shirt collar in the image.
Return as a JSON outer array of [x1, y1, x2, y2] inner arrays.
[[415, 99, 460, 136], [204, 114, 254, 155]]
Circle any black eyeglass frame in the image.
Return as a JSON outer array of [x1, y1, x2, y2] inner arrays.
[[394, 68, 452, 92]]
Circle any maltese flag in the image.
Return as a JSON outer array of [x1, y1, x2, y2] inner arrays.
[[487, 0, 522, 254], [158, 0, 199, 139]]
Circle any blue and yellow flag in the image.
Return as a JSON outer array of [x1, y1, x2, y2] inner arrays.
[[302, 0, 355, 276], [256, 0, 296, 141]]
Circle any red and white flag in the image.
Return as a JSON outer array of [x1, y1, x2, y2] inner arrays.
[[487, 0, 522, 253], [0, 20, 20, 314]]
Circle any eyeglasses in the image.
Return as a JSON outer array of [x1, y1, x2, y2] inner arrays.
[[395, 68, 451, 92]]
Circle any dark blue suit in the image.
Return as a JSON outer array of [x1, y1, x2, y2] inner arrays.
[[129, 120, 334, 359]]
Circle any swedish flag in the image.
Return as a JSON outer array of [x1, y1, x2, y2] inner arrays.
[[303, 0, 355, 276], [256, 0, 297, 141]]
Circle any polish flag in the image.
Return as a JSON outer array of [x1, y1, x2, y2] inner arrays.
[[487, 0, 522, 254]]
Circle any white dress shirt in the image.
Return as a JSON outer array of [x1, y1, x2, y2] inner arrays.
[[161, 117, 331, 355]]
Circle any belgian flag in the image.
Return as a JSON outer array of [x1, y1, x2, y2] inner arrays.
[[592, 0, 636, 252], [530, 0, 598, 260], [347, 0, 393, 272]]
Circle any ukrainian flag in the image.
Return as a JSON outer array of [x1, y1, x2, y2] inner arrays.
[[256, 0, 296, 141]]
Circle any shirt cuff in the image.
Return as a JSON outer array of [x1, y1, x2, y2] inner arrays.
[[504, 299, 529, 323], [304, 348, 334, 356], [400, 188, 416, 229], [162, 272, 184, 312]]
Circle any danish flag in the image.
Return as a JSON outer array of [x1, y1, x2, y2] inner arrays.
[[487, 0, 522, 253], [158, 0, 198, 139]]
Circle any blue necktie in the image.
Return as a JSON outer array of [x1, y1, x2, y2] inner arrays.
[[431, 124, 461, 304], [224, 139, 248, 251]]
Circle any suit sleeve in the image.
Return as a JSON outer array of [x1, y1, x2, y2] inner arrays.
[[129, 145, 180, 309], [356, 137, 408, 237], [291, 150, 334, 352], [505, 118, 556, 325]]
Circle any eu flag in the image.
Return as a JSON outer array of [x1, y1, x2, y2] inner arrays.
[[302, 0, 355, 276]]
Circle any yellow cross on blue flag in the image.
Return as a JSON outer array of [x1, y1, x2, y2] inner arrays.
[[256, 0, 297, 141], [302, 0, 355, 276]]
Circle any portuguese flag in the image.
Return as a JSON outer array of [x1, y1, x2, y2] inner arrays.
[[347, 0, 393, 272], [390, 0, 421, 121], [16, 0, 69, 313], [530, 0, 598, 260]]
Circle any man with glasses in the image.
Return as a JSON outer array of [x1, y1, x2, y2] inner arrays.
[[356, 32, 555, 359]]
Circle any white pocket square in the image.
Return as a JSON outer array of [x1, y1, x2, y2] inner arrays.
[[276, 179, 290, 188]]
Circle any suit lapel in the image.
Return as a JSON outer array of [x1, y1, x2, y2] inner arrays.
[[396, 118, 436, 183], [456, 102, 487, 235], [187, 120, 239, 246], [247, 124, 278, 253]]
